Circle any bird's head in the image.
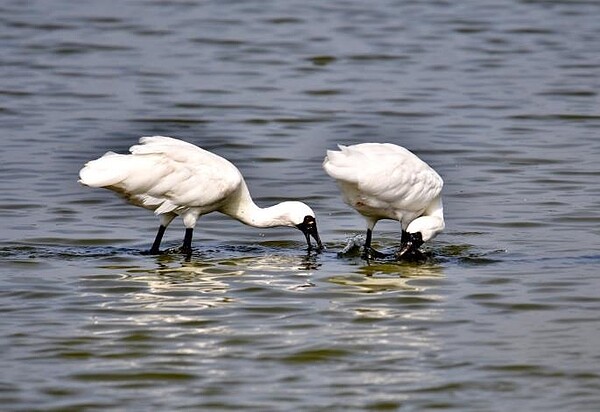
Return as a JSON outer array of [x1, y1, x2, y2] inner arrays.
[[397, 216, 444, 257], [281, 201, 323, 251]]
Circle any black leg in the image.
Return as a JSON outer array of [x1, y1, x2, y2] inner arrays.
[[181, 228, 193, 259], [365, 228, 374, 250], [362, 229, 386, 260], [146, 225, 167, 255], [401, 230, 409, 245]]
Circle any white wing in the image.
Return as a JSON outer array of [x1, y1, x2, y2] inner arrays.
[[79, 136, 243, 214], [324, 143, 443, 212]]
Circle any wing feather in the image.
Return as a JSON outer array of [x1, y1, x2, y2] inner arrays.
[[323, 143, 443, 211], [79, 136, 243, 214]]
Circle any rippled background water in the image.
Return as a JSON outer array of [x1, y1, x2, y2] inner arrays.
[[1, 0, 600, 410]]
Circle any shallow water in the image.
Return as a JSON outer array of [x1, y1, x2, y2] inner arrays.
[[1, 0, 600, 410]]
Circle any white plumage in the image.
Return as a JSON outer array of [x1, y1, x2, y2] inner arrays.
[[79, 136, 322, 256], [323, 143, 444, 259]]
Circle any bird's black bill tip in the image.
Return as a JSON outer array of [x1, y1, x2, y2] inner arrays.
[[309, 231, 324, 252], [303, 227, 323, 252], [397, 243, 413, 258], [297, 216, 323, 252], [396, 231, 424, 259]]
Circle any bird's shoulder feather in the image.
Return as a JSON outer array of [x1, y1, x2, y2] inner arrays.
[[129, 137, 243, 209], [324, 143, 443, 204]]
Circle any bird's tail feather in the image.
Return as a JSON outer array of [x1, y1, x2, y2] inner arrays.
[[78, 152, 132, 188], [323, 147, 360, 182], [130, 135, 198, 155]]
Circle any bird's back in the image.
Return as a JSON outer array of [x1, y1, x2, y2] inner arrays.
[[323, 143, 443, 220], [79, 136, 243, 215]]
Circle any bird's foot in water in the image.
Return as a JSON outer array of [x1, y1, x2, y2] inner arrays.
[[141, 248, 161, 256], [362, 247, 387, 261], [173, 245, 193, 261], [179, 246, 192, 255]]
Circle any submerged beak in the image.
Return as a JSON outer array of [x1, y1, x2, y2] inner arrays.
[[297, 217, 323, 251], [397, 241, 413, 258], [397, 232, 424, 258]]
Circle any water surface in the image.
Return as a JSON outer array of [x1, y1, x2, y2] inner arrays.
[[1, 0, 599, 410]]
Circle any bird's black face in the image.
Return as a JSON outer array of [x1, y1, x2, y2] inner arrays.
[[296, 215, 323, 251], [397, 231, 424, 258]]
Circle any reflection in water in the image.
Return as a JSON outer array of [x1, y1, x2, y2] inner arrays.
[[330, 234, 447, 293], [329, 262, 444, 293], [79, 262, 242, 329], [218, 252, 321, 272], [78, 250, 326, 328]]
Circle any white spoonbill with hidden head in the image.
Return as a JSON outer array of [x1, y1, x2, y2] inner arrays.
[[79, 136, 322, 257], [323, 143, 444, 260]]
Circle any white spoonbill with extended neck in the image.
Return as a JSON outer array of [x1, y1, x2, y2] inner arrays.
[[79, 136, 322, 257]]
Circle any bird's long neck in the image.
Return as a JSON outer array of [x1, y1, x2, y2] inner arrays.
[[220, 181, 290, 228], [405, 195, 445, 241]]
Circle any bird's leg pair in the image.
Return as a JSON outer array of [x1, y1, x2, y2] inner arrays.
[[145, 225, 194, 259], [362, 229, 425, 261], [145, 212, 194, 259]]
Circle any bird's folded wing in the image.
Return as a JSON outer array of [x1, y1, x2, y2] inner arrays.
[[130, 137, 243, 208], [80, 136, 243, 213], [324, 144, 442, 206]]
